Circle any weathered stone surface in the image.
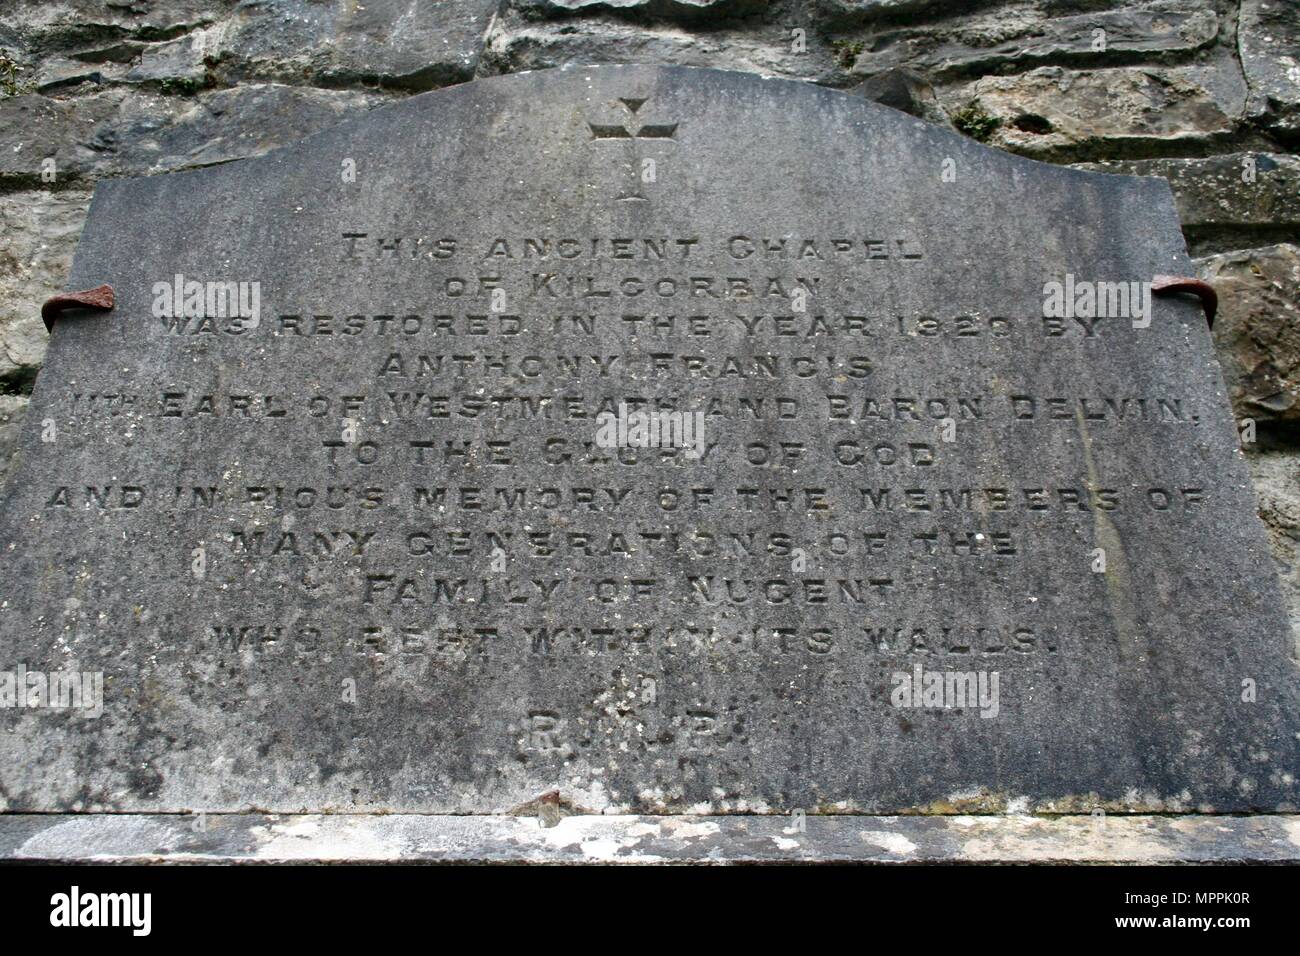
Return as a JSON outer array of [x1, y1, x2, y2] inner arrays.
[[12, 0, 496, 94], [512, 0, 767, 19], [1240, 0, 1300, 144], [844, 0, 1219, 82], [29, 56, 125, 95], [0, 85, 387, 188], [128, 85, 390, 173], [0, 190, 91, 392], [479, 14, 843, 84], [1, 66, 1295, 815], [0, 91, 129, 188], [0, 0, 222, 94], [1075, 154, 1300, 256], [3, 0, 222, 57], [1247, 448, 1300, 658], [211, 0, 500, 91], [1198, 244, 1300, 422], [2, 812, 1298, 863], [0, 396, 28, 493], [813, 0, 977, 25], [942, 63, 1251, 161], [850, 68, 951, 127], [122, 27, 218, 91]]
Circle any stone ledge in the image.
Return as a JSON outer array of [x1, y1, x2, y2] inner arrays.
[[2, 813, 1297, 864]]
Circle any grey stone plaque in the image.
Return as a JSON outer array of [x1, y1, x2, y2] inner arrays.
[[1, 66, 1296, 815]]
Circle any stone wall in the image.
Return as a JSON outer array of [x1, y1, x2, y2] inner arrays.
[[1, 0, 1296, 641]]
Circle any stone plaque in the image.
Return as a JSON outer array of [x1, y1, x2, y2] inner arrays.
[[1, 66, 1296, 814]]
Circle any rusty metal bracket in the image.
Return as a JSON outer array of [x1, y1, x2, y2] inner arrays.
[[1152, 275, 1217, 329], [41, 284, 115, 334]]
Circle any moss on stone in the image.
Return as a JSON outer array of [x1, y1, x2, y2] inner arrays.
[[830, 40, 864, 71], [952, 100, 1000, 141], [0, 51, 31, 97]]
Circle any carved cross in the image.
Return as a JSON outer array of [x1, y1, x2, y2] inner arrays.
[[587, 97, 678, 201]]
